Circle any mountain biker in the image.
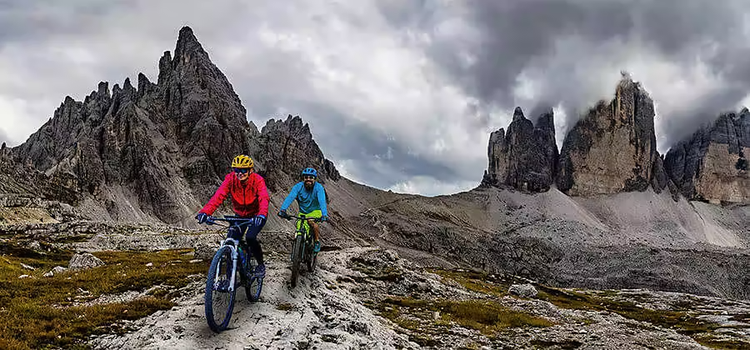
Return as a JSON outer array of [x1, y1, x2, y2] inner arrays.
[[278, 167, 329, 252], [195, 154, 270, 277]]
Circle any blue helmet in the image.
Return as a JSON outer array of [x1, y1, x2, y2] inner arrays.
[[301, 167, 318, 178]]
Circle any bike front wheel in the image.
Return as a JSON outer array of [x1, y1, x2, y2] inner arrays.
[[205, 246, 236, 332], [306, 236, 317, 272], [290, 235, 304, 288]]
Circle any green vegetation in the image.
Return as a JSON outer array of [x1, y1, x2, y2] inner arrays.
[[374, 296, 553, 340], [0, 242, 208, 349], [430, 268, 750, 349], [428, 269, 513, 297], [276, 303, 294, 311]]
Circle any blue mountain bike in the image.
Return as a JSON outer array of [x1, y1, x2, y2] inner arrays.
[[201, 215, 263, 333]]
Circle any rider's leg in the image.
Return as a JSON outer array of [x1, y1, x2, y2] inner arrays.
[[308, 219, 321, 252], [245, 217, 267, 276], [308, 219, 320, 242]]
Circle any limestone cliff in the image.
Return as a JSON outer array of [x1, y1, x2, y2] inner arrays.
[[556, 75, 663, 196], [482, 107, 558, 192], [664, 109, 750, 204]]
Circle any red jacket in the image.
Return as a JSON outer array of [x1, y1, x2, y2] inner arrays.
[[199, 172, 270, 217]]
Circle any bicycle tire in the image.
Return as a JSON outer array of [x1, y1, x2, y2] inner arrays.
[[306, 236, 317, 272], [290, 234, 303, 288], [205, 246, 236, 332], [244, 254, 263, 302], [246, 276, 262, 301]]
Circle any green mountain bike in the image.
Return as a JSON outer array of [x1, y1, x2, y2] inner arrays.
[[279, 213, 325, 288]]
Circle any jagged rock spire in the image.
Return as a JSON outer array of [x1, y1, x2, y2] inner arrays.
[[482, 106, 558, 192], [556, 75, 660, 196]]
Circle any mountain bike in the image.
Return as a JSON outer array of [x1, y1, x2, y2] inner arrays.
[[201, 215, 263, 333], [279, 213, 325, 288]]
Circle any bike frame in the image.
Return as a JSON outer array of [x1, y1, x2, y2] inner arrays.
[[205, 215, 256, 293], [282, 213, 322, 260]]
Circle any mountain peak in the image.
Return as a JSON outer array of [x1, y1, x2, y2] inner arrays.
[[174, 25, 207, 61]]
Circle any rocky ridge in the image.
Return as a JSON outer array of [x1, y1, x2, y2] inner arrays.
[[665, 109, 750, 204], [482, 107, 558, 192], [7, 26, 340, 226], [485, 74, 668, 197]]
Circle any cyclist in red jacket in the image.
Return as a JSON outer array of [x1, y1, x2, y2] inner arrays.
[[195, 154, 270, 277]]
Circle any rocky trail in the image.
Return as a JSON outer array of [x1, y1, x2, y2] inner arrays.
[[77, 241, 750, 350]]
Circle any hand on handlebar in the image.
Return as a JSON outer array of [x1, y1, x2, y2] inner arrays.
[[195, 213, 216, 225]]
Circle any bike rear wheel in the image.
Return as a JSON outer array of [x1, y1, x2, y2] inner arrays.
[[205, 246, 236, 332], [290, 234, 304, 288], [244, 257, 263, 302]]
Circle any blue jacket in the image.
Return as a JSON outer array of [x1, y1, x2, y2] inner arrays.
[[280, 182, 328, 217]]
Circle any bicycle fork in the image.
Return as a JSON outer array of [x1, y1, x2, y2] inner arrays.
[[214, 241, 240, 292]]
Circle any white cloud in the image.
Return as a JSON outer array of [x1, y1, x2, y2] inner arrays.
[[387, 176, 478, 197]]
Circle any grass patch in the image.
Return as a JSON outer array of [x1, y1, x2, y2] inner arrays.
[[377, 297, 553, 337], [0, 246, 209, 349], [695, 334, 750, 350], [349, 257, 403, 282], [276, 303, 294, 311], [535, 285, 715, 335], [428, 269, 512, 297], [535, 285, 750, 348]]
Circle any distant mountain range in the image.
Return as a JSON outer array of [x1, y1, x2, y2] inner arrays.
[[1, 26, 749, 300]]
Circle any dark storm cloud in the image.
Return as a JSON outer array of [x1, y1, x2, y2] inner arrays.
[[244, 97, 463, 190], [383, 0, 750, 149], [0, 1, 130, 46]]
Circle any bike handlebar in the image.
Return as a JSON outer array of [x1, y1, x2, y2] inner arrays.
[[204, 215, 255, 226], [278, 213, 327, 223]]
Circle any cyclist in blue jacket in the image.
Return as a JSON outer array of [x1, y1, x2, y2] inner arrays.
[[278, 167, 329, 252]]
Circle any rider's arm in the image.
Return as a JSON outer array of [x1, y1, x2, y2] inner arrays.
[[279, 182, 302, 211], [316, 184, 328, 217], [199, 174, 232, 215], [254, 174, 270, 217]]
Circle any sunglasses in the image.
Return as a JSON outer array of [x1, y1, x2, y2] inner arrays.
[[303, 175, 316, 180], [233, 168, 249, 174]]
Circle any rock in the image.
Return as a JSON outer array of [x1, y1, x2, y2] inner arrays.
[[69, 252, 105, 270], [193, 244, 215, 261], [257, 115, 341, 192], [20, 263, 35, 271], [650, 153, 669, 194], [556, 74, 659, 196], [19, 274, 31, 279], [509, 283, 538, 298], [664, 109, 750, 204], [482, 107, 558, 192], [27, 240, 41, 251]]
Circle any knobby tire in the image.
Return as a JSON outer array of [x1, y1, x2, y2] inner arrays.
[[290, 235, 304, 288], [205, 246, 236, 332]]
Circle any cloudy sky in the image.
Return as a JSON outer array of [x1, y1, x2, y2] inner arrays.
[[2, 0, 750, 196]]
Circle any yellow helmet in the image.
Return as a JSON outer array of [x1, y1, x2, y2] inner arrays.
[[231, 154, 254, 168]]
